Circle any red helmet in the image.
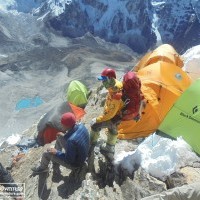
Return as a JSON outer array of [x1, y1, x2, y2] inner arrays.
[[61, 112, 76, 128], [98, 68, 116, 80]]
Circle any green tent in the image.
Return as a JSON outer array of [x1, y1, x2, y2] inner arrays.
[[66, 80, 88, 107], [159, 79, 200, 155]]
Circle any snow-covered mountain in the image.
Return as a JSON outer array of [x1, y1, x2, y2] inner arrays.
[[1, 0, 199, 54]]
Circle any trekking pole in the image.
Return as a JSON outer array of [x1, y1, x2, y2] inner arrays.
[[39, 153, 54, 199]]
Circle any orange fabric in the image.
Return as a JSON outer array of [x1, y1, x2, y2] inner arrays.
[[118, 61, 191, 139], [69, 103, 86, 120], [43, 126, 59, 144], [118, 101, 159, 139], [134, 44, 184, 71], [134, 51, 152, 72]]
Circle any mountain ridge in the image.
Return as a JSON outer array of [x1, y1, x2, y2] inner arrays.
[[1, 0, 200, 54]]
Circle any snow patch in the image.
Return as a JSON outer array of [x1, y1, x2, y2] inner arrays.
[[115, 134, 200, 181], [6, 134, 21, 145], [151, 1, 165, 7], [37, 11, 50, 21], [0, 0, 15, 12], [182, 45, 200, 81], [152, 13, 162, 46]]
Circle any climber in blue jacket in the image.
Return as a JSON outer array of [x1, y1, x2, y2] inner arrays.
[[32, 112, 89, 173]]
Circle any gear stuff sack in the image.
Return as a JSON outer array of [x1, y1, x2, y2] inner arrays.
[[121, 71, 144, 121]]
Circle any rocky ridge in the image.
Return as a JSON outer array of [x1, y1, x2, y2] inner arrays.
[[2, 0, 200, 54], [36, 0, 200, 54]]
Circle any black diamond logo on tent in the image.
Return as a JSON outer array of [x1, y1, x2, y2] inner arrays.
[[192, 106, 198, 114]]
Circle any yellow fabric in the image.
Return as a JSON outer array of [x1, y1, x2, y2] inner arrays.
[[134, 44, 184, 71], [118, 61, 191, 139], [96, 79, 124, 123]]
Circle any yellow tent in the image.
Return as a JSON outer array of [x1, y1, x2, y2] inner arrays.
[[134, 44, 184, 71], [117, 61, 191, 139]]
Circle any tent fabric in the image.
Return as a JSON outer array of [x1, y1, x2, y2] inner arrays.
[[117, 61, 191, 139], [37, 101, 86, 145], [43, 126, 60, 144], [141, 182, 200, 200], [69, 102, 86, 120], [158, 79, 200, 155], [66, 80, 88, 107], [134, 44, 184, 71]]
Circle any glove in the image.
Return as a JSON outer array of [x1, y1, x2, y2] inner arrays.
[[90, 118, 97, 126]]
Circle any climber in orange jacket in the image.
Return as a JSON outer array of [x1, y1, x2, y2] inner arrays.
[[90, 68, 124, 157]]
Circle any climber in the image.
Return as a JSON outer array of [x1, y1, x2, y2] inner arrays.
[[31, 112, 90, 173], [90, 67, 124, 158]]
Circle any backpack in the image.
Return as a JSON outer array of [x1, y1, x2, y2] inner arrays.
[[121, 71, 143, 121]]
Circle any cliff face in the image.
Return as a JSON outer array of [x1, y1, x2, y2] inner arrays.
[[45, 0, 155, 54], [153, 0, 200, 53]]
